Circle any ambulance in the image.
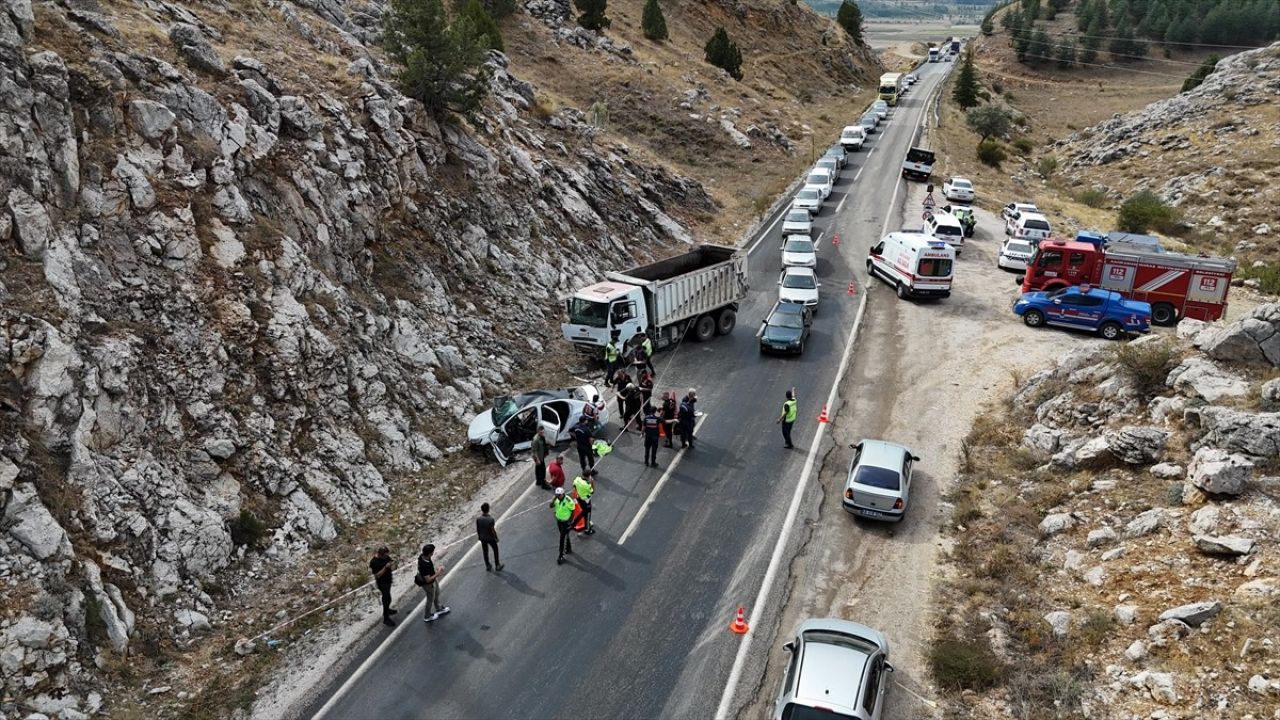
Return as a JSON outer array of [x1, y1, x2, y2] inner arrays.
[[866, 231, 955, 300]]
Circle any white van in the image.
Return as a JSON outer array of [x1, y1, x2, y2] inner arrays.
[[924, 211, 965, 255], [839, 125, 866, 151], [1007, 212, 1052, 243], [866, 231, 955, 300]]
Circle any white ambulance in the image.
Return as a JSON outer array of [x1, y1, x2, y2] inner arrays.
[[866, 231, 955, 300]]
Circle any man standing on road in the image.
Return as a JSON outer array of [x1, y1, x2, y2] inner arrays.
[[573, 473, 596, 534], [550, 487, 576, 564], [678, 389, 697, 449], [661, 391, 678, 448], [531, 426, 550, 490], [549, 453, 567, 490], [368, 547, 397, 626], [476, 503, 503, 572], [571, 418, 594, 475], [417, 544, 450, 622], [642, 403, 661, 467], [604, 332, 621, 387], [777, 388, 798, 449]]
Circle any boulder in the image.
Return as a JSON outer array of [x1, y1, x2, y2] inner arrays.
[[1124, 639, 1147, 662], [1188, 447, 1254, 496], [1193, 534, 1255, 556], [127, 99, 176, 141], [1188, 505, 1221, 535], [1087, 527, 1117, 548], [234, 637, 257, 656], [1115, 604, 1139, 626], [169, 23, 225, 75], [1167, 357, 1250, 402], [1039, 513, 1075, 538], [4, 483, 72, 560], [1043, 610, 1071, 638], [1234, 578, 1278, 602], [1262, 378, 1280, 410], [7, 187, 52, 259], [278, 96, 321, 139], [1125, 508, 1165, 538], [1130, 670, 1178, 704], [1147, 618, 1190, 644], [1196, 407, 1280, 458], [0, 455, 17, 490], [1023, 423, 1063, 454], [1198, 303, 1280, 366], [1105, 426, 1168, 465], [1158, 600, 1222, 627], [173, 609, 211, 632], [1149, 462, 1183, 479]]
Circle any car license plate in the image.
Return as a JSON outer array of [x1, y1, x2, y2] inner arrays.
[[860, 509, 886, 519]]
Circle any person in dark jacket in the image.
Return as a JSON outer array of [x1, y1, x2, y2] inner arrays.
[[369, 547, 397, 626], [417, 544, 449, 622], [638, 370, 654, 409], [475, 503, 503, 571], [661, 391, 678, 448], [571, 418, 594, 475], [678, 389, 697, 448], [620, 383, 642, 432], [642, 404, 661, 467]]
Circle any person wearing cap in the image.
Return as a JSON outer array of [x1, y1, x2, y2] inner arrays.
[[678, 389, 697, 448], [572, 473, 596, 534], [550, 487, 577, 564], [776, 387, 798, 449]]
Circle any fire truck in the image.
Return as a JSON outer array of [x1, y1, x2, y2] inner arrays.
[[1019, 239, 1236, 326]]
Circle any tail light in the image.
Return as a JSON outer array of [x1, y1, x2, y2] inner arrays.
[[893, 498, 904, 510], [844, 488, 853, 500]]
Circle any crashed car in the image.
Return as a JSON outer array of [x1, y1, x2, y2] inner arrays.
[[467, 385, 608, 465]]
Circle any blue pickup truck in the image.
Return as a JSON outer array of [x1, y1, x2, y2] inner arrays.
[[1013, 285, 1151, 340]]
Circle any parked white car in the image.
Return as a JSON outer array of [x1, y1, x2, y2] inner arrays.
[[924, 211, 966, 255], [782, 209, 813, 237], [804, 168, 834, 201], [942, 177, 975, 203], [781, 235, 818, 268], [792, 188, 822, 215], [840, 125, 866, 151], [773, 619, 893, 720], [905, 73, 919, 85], [778, 266, 820, 310], [1006, 211, 1052, 243], [1001, 201, 1040, 222], [998, 238, 1036, 271]]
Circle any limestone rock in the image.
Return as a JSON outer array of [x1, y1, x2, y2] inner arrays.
[[4, 483, 72, 560], [1198, 303, 1280, 366], [1043, 610, 1071, 638], [1188, 505, 1221, 535], [1104, 426, 1168, 465], [1188, 447, 1254, 495], [1166, 357, 1249, 402], [1193, 534, 1255, 556], [1087, 526, 1117, 548], [1158, 600, 1222, 627], [1196, 407, 1280, 458], [1125, 508, 1165, 538], [1147, 618, 1190, 645], [1115, 604, 1139, 626], [1130, 671, 1177, 704], [7, 187, 53, 259], [127, 99, 176, 141], [1149, 462, 1183, 479], [1234, 578, 1278, 602], [1124, 639, 1147, 662], [174, 609, 211, 632], [1040, 513, 1076, 538], [169, 23, 225, 76]]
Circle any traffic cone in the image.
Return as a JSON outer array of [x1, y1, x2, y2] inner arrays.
[[817, 404, 829, 423], [572, 503, 587, 532], [730, 607, 749, 635], [847, 280, 856, 296], [832, 233, 840, 246]]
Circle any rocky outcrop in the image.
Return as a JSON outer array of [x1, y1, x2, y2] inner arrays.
[[1195, 304, 1280, 366], [1194, 407, 1280, 458]]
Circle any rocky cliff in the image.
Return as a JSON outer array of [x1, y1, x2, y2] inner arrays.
[[0, 0, 722, 713]]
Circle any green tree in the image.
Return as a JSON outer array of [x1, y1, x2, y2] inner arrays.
[[1117, 190, 1177, 233], [1136, 3, 1168, 39], [641, 0, 667, 41], [575, 0, 610, 31], [1109, 18, 1145, 60], [704, 26, 743, 80], [1055, 39, 1077, 67], [966, 104, 1013, 141], [1001, 6, 1022, 31], [1164, 13, 1197, 44], [461, 0, 503, 51], [952, 47, 980, 109], [980, 9, 995, 35], [1014, 19, 1033, 61], [383, 0, 490, 118], [1181, 54, 1219, 92], [1077, 0, 1093, 31], [836, 0, 865, 45], [1026, 28, 1052, 63], [486, 0, 517, 19]]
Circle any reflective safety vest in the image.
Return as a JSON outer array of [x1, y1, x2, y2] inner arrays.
[[573, 476, 594, 500], [641, 338, 653, 357], [554, 497, 576, 521], [783, 399, 798, 423], [605, 342, 619, 362]]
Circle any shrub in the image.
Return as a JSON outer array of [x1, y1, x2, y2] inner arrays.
[[1075, 188, 1107, 208], [1182, 54, 1220, 93], [1012, 137, 1035, 155], [383, 0, 490, 118], [230, 510, 269, 547], [977, 140, 1006, 168], [966, 104, 1013, 140], [1036, 155, 1058, 178], [1240, 263, 1280, 295], [461, 0, 503, 51], [641, 0, 667, 41], [704, 27, 743, 80], [1113, 339, 1177, 396], [574, 0, 610, 31], [1117, 190, 1178, 233], [930, 636, 1003, 691]]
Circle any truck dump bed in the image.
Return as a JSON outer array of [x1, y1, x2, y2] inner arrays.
[[606, 244, 748, 328]]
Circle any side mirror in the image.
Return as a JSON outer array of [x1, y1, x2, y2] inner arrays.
[[1053, 299, 1062, 305], [1014, 275, 1025, 285], [783, 641, 795, 653], [777, 281, 782, 285], [912, 455, 921, 461], [884, 662, 895, 673]]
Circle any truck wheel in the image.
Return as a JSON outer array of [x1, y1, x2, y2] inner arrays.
[[1099, 321, 1124, 341], [1151, 303, 1178, 327], [715, 309, 737, 336], [1023, 309, 1046, 328], [896, 283, 908, 300], [693, 315, 716, 342]]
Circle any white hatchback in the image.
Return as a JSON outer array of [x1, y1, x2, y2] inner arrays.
[[942, 177, 975, 203], [782, 209, 813, 237], [804, 168, 834, 201], [778, 267, 820, 310], [780, 235, 818, 268], [792, 188, 822, 215]]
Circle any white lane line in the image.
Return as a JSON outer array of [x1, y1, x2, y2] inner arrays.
[[617, 412, 712, 545], [813, 231, 825, 246], [835, 194, 847, 214], [747, 208, 788, 256], [854, 167, 863, 181], [713, 288, 870, 720], [867, 146, 876, 158], [314, 478, 542, 719]]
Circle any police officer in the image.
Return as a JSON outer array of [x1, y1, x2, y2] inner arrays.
[[661, 391, 678, 448], [571, 417, 594, 475], [604, 333, 621, 387], [550, 487, 576, 564], [776, 387, 798, 449], [572, 473, 596, 535], [642, 403, 661, 467], [678, 389, 697, 448], [634, 330, 655, 375]]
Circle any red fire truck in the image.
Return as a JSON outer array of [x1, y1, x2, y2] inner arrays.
[[1020, 240, 1236, 326]]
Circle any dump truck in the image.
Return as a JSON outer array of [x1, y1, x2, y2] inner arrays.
[[562, 244, 750, 356]]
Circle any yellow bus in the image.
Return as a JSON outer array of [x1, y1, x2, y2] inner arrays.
[[878, 73, 903, 106]]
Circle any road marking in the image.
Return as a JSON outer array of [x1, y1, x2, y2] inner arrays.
[[813, 231, 824, 246], [854, 167, 863, 181], [867, 146, 875, 158], [617, 412, 712, 545], [713, 287, 869, 720], [747, 205, 788, 256], [835, 194, 847, 214]]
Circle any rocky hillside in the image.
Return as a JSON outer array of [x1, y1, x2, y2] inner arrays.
[[1053, 42, 1280, 263], [933, 309, 1280, 719]]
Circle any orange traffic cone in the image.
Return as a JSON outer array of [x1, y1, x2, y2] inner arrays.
[[847, 280, 856, 296], [730, 607, 749, 635], [832, 233, 841, 246], [817, 404, 829, 423]]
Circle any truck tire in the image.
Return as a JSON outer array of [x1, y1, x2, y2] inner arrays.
[[715, 309, 737, 336], [1151, 303, 1178, 327], [693, 315, 716, 342], [1023, 309, 1046, 328], [1099, 321, 1124, 341]]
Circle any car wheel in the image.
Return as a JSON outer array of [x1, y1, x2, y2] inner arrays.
[[715, 309, 737, 335], [693, 315, 716, 342], [896, 282, 908, 300], [1151, 303, 1178, 327], [1099, 321, 1124, 341], [1023, 309, 1046, 328], [798, 340, 805, 355]]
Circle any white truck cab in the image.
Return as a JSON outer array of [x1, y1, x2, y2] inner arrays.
[[866, 231, 955, 300]]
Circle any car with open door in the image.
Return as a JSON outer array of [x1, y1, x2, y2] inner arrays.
[[467, 385, 608, 465]]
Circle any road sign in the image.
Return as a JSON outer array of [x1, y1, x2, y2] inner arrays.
[[922, 193, 937, 208]]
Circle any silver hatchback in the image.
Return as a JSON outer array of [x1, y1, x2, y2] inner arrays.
[[774, 618, 894, 720], [842, 440, 918, 522]]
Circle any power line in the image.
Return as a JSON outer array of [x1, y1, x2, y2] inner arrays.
[[992, 29, 1226, 67], [1011, 50, 1197, 80]]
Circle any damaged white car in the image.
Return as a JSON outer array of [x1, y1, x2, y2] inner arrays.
[[467, 385, 608, 465]]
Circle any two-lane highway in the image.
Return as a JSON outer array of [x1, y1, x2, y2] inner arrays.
[[307, 60, 952, 720]]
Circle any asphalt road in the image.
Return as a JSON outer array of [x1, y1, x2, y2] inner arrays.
[[308, 61, 951, 720]]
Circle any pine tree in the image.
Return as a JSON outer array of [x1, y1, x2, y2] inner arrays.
[[1055, 38, 1077, 67], [383, 0, 490, 118], [1005, 10, 1024, 47], [836, 0, 865, 45], [461, 0, 503, 51], [1015, 19, 1034, 62], [641, 0, 667, 41], [486, 0, 517, 19], [1077, 0, 1093, 31], [704, 27, 743, 80], [1181, 54, 1219, 92], [575, 0, 610, 31], [980, 8, 995, 35], [1109, 17, 1145, 60], [1027, 27, 1052, 63], [951, 47, 980, 108], [1136, 3, 1168, 40], [1001, 6, 1021, 31]]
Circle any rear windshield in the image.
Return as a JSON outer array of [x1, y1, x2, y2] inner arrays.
[[932, 224, 961, 237], [917, 258, 952, 278], [842, 129, 863, 138], [1006, 241, 1034, 254], [785, 239, 815, 253], [807, 174, 828, 185], [787, 211, 809, 222], [1025, 219, 1051, 231], [782, 273, 816, 290], [782, 704, 857, 720], [854, 464, 901, 490]]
